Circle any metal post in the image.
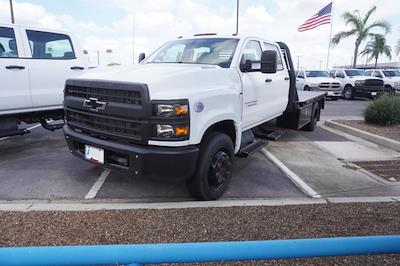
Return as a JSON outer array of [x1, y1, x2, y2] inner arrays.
[[9, 0, 15, 24], [132, 12, 135, 64], [297, 56, 301, 70], [235, 0, 239, 35], [97, 51, 100, 66]]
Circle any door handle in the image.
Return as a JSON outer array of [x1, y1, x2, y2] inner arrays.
[[265, 78, 272, 83], [70, 66, 85, 70], [6, 65, 25, 70], [284, 77, 290, 80]]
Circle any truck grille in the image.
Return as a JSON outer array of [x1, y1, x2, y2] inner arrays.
[[65, 86, 143, 105], [364, 79, 384, 88], [319, 83, 341, 89], [65, 109, 144, 142], [64, 79, 150, 144]]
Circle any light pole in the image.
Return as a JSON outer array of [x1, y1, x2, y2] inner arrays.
[[235, 0, 239, 35], [9, 0, 15, 24]]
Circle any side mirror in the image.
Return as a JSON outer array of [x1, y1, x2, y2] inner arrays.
[[260, 50, 277, 74], [138, 53, 146, 63]]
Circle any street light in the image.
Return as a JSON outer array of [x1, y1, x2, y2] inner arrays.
[[9, 0, 15, 24]]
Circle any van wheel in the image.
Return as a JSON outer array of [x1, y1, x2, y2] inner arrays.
[[304, 103, 319, 132], [187, 132, 234, 200], [343, 85, 354, 100]]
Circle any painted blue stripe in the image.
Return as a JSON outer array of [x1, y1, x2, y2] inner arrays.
[[0, 235, 399, 266]]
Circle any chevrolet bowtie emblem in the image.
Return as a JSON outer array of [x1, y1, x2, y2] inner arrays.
[[83, 97, 107, 112]]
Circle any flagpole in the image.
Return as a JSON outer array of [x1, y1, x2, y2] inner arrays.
[[326, 1, 334, 70], [235, 0, 239, 35]]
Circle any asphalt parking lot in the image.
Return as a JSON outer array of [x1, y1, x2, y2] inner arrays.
[[2, 98, 396, 202]]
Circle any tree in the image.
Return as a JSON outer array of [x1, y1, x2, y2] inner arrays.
[[360, 34, 392, 68], [331, 6, 391, 68]]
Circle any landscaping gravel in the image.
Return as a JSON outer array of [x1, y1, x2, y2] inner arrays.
[[1, 203, 400, 265], [336, 120, 400, 142]]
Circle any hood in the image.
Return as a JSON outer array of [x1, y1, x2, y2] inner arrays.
[[349, 76, 381, 81], [307, 77, 339, 83], [75, 63, 240, 99]]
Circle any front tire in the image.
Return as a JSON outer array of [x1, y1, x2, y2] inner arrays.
[[343, 85, 354, 100], [187, 132, 234, 200], [304, 86, 310, 91]]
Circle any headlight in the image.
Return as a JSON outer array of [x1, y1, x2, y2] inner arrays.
[[154, 103, 189, 117], [152, 100, 190, 140], [355, 80, 365, 86]]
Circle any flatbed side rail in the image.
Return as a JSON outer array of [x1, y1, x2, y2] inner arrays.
[[1, 235, 400, 266]]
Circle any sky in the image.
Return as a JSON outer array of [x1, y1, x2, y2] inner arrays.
[[0, 0, 399, 68]]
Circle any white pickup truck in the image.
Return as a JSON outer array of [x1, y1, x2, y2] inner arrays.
[[0, 23, 86, 137], [64, 34, 325, 200], [365, 69, 400, 94], [295, 70, 342, 99]]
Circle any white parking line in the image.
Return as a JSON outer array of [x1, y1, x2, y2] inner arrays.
[[261, 148, 322, 199], [85, 169, 111, 199]]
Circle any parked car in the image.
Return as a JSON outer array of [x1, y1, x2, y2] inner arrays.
[[329, 69, 384, 100], [63, 35, 326, 200], [0, 23, 87, 138], [296, 70, 341, 99], [365, 69, 400, 94]]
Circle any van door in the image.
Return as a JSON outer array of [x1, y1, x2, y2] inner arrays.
[[0, 26, 31, 112], [22, 28, 86, 108]]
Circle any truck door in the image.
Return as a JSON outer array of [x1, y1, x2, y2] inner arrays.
[[21, 28, 86, 108], [0, 25, 31, 111]]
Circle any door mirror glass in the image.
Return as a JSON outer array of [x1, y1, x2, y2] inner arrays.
[[138, 52, 146, 63], [260, 50, 277, 74]]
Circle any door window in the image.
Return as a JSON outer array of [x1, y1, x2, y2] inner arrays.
[[263, 42, 284, 70], [372, 71, 383, 78], [298, 71, 305, 79], [26, 30, 75, 59], [336, 71, 345, 78], [0, 27, 18, 58], [240, 40, 262, 71]]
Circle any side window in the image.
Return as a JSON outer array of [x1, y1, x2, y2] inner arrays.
[[373, 71, 383, 78], [336, 71, 345, 78], [0, 27, 18, 58], [329, 70, 336, 77], [26, 30, 75, 59], [263, 42, 284, 70], [240, 40, 262, 71], [298, 71, 305, 79], [365, 70, 373, 76]]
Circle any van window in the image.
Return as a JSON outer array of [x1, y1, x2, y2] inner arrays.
[[26, 30, 75, 59], [0, 27, 18, 58], [263, 42, 284, 70]]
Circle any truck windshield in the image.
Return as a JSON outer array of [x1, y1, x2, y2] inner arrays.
[[147, 38, 239, 68], [345, 70, 367, 77], [305, 71, 330, 78], [383, 70, 400, 77]]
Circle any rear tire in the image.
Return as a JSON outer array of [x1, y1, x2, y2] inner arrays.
[[303, 103, 319, 132], [187, 132, 234, 200], [385, 85, 394, 95], [343, 85, 354, 100]]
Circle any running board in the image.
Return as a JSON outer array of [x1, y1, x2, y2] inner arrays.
[[0, 128, 30, 138], [236, 139, 268, 158], [253, 127, 283, 141]]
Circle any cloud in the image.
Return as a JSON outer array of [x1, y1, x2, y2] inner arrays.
[[0, 0, 399, 67]]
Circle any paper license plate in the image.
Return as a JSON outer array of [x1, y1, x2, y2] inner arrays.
[[371, 92, 377, 96], [84, 145, 104, 164]]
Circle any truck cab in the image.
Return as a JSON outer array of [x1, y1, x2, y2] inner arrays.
[[64, 35, 325, 200], [365, 69, 400, 94], [0, 23, 86, 137], [329, 69, 384, 100]]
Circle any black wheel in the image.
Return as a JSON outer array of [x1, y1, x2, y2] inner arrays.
[[385, 85, 394, 95], [304, 86, 310, 91], [343, 85, 354, 100], [303, 103, 319, 132], [187, 132, 234, 200]]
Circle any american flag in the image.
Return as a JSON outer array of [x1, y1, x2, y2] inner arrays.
[[298, 2, 332, 32]]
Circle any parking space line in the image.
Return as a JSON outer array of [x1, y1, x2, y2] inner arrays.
[[85, 169, 111, 199], [0, 124, 42, 141], [261, 148, 322, 199]]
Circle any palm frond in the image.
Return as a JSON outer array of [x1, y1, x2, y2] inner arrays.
[[362, 6, 377, 25], [365, 20, 392, 34], [342, 12, 362, 29], [331, 30, 357, 46]]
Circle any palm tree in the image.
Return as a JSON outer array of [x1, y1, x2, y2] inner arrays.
[[331, 6, 391, 68], [360, 34, 392, 68]]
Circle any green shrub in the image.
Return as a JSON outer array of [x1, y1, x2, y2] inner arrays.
[[364, 95, 400, 125]]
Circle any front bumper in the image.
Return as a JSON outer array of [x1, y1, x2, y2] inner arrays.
[[64, 126, 199, 180], [354, 85, 384, 98]]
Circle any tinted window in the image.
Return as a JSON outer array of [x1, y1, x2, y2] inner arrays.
[[148, 38, 239, 68], [372, 71, 383, 78], [263, 42, 284, 70], [26, 30, 75, 59], [305, 71, 330, 77], [0, 27, 18, 58], [345, 70, 367, 77], [383, 71, 400, 77], [336, 71, 345, 78]]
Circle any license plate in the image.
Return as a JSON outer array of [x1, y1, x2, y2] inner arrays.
[[371, 92, 377, 96], [84, 145, 104, 164]]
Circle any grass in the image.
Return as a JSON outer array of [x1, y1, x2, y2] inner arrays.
[[364, 95, 400, 126]]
